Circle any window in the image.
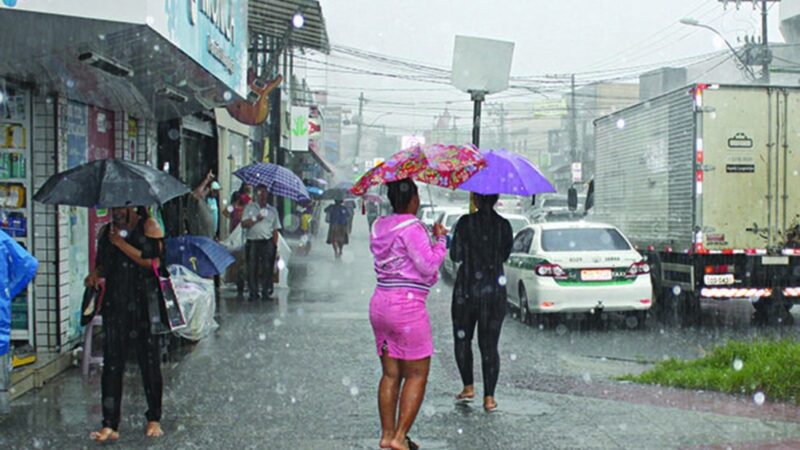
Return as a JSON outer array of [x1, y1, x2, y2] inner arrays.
[[512, 229, 534, 253], [541, 228, 631, 252], [507, 218, 529, 235]]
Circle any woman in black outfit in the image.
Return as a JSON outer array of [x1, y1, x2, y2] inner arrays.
[[449, 194, 513, 411], [85, 206, 167, 442]]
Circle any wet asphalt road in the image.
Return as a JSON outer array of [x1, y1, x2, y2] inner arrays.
[[2, 214, 800, 449]]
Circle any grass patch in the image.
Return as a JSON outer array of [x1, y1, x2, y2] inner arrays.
[[617, 339, 800, 404]]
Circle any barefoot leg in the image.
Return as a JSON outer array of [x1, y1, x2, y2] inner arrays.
[[390, 357, 430, 450], [145, 421, 164, 437], [90, 427, 119, 442], [378, 350, 401, 449]]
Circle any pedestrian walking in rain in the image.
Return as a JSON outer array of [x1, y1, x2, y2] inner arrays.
[[84, 206, 167, 442], [450, 194, 513, 412], [368, 179, 447, 450], [324, 199, 351, 258], [241, 185, 281, 301], [186, 170, 218, 239]]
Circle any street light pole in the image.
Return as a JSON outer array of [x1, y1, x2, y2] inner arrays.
[[761, 0, 770, 83], [679, 18, 758, 80]]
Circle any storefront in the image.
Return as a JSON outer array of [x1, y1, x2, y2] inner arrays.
[[0, 0, 248, 360]]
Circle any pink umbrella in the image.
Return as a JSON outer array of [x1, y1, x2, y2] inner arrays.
[[350, 143, 486, 195]]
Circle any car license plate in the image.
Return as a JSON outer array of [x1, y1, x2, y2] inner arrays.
[[581, 269, 612, 281], [704, 274, 734, 286]]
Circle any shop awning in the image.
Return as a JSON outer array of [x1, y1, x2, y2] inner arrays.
[[249, 0, 330, 53], [308, 146, 335, 174], [0, 9, 246, 121]]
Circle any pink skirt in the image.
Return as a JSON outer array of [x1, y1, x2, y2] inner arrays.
[[369, 287, 433, 361]]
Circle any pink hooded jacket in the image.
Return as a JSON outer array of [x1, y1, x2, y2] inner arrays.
[[370, 214, 447, 293]]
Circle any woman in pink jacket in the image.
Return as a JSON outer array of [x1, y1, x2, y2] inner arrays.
[[369, 179, 447, 450]]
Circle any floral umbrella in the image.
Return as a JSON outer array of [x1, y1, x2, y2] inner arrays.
[[350, 143, 486, 196]]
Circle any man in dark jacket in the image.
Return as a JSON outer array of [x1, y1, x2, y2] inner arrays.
[[449, 194, 513, 412]]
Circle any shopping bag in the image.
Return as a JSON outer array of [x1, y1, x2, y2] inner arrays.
[[151, 260, 187, 332], [220, 224, 245, 253], [80, 281, 105, 326]]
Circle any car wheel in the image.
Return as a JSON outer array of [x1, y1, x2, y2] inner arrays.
[[519, 284, 530, 324]]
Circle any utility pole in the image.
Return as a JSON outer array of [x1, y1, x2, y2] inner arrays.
[[569, 74, 577, 164], [761, 0, 770, 83], [354, 92, 365, 165]]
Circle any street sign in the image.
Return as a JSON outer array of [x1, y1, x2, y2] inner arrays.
[[451, 36, 514, 94], [571, 162, 582, 183]]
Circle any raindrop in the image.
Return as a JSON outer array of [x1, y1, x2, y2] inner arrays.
[[258, 333, 266, 341], [291, 397, 297, 404], [342, 376, 351, 386], [66, 79, 75, 88], [153, 44, 160, 52], [273, 318, 282, 327], [457, 428, 464, 435], [177, 424, 186, 432], [119, 230, 128, 238], [733, 358, 743, 372], [32, 438, 43, 449], [672, 286, 682, 296], [227, 206, 234, 213], [276, 384, 287, 395], [754, 392, 766, 405], [794, 170, 799, 177], [616, 118, 626, 129], [498, 275, 507, 286], [538, 324, 544, 330], [146, 15, 155, 25], [168, 128, 180, 140], [509, 353, 518, 361], [223, 91, 233, 101], [277, 259, 286, 271], [568, 241, 577, 248], [228, 396, 234, 402], [582, 373, 592, 383], [244, 352, 252, 360], [624, 315, 639, 329], [350, 386, 360, 396], [456, 330, 466, 339], [98, 34, 106, 41], [296, 307, 305, 316], [423, 405, 436, 417], [555, 324, 568, 335]]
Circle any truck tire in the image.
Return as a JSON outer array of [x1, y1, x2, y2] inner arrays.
[[678, 291, 701, 327], [754, 298, 794, 326]]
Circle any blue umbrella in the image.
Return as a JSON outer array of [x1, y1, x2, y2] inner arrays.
[[165, 236, 235, 277], [234, 163, 310, 202], [306, 186, 324, 197], [458, 148, 556, 196]]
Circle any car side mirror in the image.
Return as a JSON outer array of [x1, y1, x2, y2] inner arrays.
[[531, 195, 536, 206], [568, 187, 578, 211]]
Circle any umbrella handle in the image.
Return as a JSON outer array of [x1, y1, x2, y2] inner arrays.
[[189, 256, 198, 272]]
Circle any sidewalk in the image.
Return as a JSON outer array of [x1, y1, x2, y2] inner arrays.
[[1, 217, 800, 449]]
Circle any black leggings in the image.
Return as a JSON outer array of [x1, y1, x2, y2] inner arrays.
[[452, 283, 506, 397], [101, 307, 162, 431]]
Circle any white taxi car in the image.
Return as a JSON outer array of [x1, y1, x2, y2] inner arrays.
[[504, 222, 652, 323]]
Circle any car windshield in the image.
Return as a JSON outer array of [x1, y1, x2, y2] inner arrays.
[[541, 228, 631, 252], [543, 198, 568, 208]]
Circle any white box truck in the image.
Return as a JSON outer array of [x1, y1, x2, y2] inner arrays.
[[590, 84, 800, 324]]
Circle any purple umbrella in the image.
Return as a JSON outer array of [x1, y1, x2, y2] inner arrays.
[[458, 149, 556, 196]]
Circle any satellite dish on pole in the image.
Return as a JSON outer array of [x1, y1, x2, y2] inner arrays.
[[451, 36, 515, 95]]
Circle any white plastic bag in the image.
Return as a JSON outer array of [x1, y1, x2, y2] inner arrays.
[[167, 264, 218, 341], [220, 224, 245, 253]]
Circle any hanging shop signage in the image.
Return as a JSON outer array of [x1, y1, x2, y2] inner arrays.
[[290, 106, 310, 152]]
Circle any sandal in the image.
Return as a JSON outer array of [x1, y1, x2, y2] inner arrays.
[[405, 436, 420, 450]]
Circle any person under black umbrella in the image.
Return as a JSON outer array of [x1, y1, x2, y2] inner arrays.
[[85, 206, 167, 442], [450, 194, 513, 412]]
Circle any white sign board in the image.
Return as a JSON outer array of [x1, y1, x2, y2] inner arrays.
[[401, 135, 426, 150], [290, 106, 310, 152], [451, 36, 514, 94], [571, 162, 583, 183]]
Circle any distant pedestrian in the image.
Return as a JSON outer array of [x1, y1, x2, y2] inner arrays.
[[241, 186, 281, 301], [222, 186, 251, 297], [85, 206, 167, 442], [344, 198, 356, 234], [368, 179, 447, 450], [366, 199, 380, 230], [325, 199, 351, 258], [450, 194, 513, 412]]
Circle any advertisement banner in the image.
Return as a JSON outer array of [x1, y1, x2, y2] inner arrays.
[[290, 106, 310, 152]]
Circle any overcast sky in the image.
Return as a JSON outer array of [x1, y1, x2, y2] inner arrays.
[[305, 0, 786, 132]]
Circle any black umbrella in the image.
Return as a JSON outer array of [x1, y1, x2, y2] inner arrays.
[[33, 159, 190, 208]]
